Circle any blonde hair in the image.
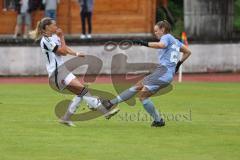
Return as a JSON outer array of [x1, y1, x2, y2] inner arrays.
[[29, 17, 53, 40], [156, 20, 171, 34]]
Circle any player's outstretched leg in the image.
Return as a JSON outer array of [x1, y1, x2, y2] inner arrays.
[[101, 83, 143, 109]]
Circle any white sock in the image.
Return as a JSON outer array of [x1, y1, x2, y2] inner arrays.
[[62, 96, 82, 121], [82, 96, 101, 109], [68, 96, 82, 114], [82, 96, 109, 114], [80, 91, 110, 114]]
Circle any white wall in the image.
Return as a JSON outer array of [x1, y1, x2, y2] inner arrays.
[[0, 43, 239, 76]]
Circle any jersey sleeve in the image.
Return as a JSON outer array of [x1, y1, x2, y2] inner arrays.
[[42, 37, 59, 53], [176, 39, 184, 48], [160, 35, 170, 47]]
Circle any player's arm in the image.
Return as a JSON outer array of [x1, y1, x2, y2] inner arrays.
[[55, 29, 85, 57], [65, 46, 85, 57], [175, 45, 191, 73], [180, 45, 191, 62], [148, 42, 166, 49], [132, 40, 166, 49]]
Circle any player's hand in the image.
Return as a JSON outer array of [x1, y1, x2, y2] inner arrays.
[[76, 52, 86, 57], [175, 61, 183, 73], [56, 28, 64, 37], [132, 40, 149, 47]]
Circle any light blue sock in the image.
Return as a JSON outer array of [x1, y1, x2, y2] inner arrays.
[[141, 98, 161, 122], [110, 86, 138, 105]]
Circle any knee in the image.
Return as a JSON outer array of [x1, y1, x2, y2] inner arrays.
[[133, 85, 143, 91], [138, 92, 148, 102]]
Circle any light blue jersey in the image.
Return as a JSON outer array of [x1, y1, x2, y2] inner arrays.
[[157, 34, 183, 82]]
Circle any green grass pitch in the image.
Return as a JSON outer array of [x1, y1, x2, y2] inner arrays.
[[0, 82, 240, 160]]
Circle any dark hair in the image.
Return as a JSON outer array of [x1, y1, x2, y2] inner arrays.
[[29, 17, 54, 40], [156, 20, 171, 33]]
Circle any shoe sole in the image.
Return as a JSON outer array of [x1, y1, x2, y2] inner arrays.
[[59, 120, 76, 127], [105, 108, 120, 120]]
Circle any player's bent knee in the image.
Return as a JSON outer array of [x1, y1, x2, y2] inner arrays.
[[138, 87, 152, 101], [134, 85, 144, 91], [138, 92, 149, 101]]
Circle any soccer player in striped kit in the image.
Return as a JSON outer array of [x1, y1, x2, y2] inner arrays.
[[30, 17, 119, 126], [102, 20, 191, 127]]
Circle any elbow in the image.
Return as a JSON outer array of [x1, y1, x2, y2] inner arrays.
[[184, 49, 191, 57], [56, 46, 68, 56], [182, 50, 191, 61]]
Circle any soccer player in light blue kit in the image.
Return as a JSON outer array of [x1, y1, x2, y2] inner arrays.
[[102, 20, 191, 127]]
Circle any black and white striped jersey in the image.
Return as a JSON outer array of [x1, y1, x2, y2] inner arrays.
[[40, 34, 64, 77]]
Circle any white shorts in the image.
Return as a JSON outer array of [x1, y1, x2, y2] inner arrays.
[[49, 71, 76, 91], [64, 72, 76, 85], [55, 73, 76, 91]]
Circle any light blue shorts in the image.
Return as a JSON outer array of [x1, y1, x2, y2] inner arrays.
[[143, 65, 172, 92]]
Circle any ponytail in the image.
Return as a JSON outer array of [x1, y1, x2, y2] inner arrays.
[[29, 21, 42, 40]]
